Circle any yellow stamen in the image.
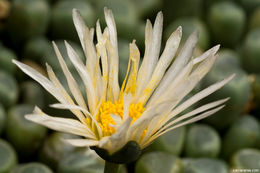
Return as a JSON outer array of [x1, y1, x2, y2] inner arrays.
[[94, 99, 144, 136]]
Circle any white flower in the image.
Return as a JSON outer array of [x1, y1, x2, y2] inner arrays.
[[13, 8, 234, 154]]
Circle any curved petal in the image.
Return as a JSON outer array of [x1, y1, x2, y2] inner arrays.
[[25, 107, 96, 139], [64, 138, 99, 147]]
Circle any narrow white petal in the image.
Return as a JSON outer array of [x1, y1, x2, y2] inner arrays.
[[12, 60, 64, 103], [136, 13, 163, 96], [84, 27, 98, 79], [26, 107, 95, 139], [147, 55, 220, 133], [46, 64, 87, 123], [152, 31, 199, 101], [128, 101, 173, 141], [52, 42, 88, 112], [136, 20, 153, 95], [64, 138, 99, 147], [123, 42, 140, 96], [136, 26, 182, 104], [110, 113, 122, 125], [104, 8, 121, 100], [147, 58, 194, 107], [100, 117, 132, 154], [193, 45, 220, 64], [140, 116, 161, 145], [165, 74, 235, 123], [72, 8, 87, 52], [149, 54, 217, 107], [159, 98, 230, 133], [123, 93, 132, 121], [104, 7, 118, 49], [50, 103, 102, 136], [144, 105, 225, 147], [106, 39, 120, 102], [64, 41, 97, 114], [50, 103, 91, 117], [96, 25, 109, 100], [146, 11, 163, 81]]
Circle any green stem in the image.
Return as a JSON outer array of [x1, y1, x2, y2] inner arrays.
[[104, 161, 120, 173]]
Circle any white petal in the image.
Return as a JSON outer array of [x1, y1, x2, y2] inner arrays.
[[145, 11, 163, 82], [149, 53, 218, 107], [136, 20, 153, 95], [136, 13, 163, 96], [193, 45, 220, 64], [99, 117, 132, 154], [104, 7, 118, 49], [12, 60, 64, 103], [26, 107, 96, 139], [106, 39, 120, 102], [123, 93, 132, 121], [52, 42, 88, 112], [136, 26, 182, 104], [96, 24, 109, 100], [164, 74, 235, 124], [72, 8, 87, 52], [104, 8, 120, 101], [144, 105, 225, 147], [46, 64, 87, 124], [147, 57, 194, 107], [128, 101, 172, 141], [110, 113, 122, 125], [158, 98, 230, 133], [50, 103, 102, 136], [152, 31, 199, 101], [64, 138, 99, 147], [84, 27, 98, 79], [123, 42, 140, 96], [64, 41, 97, 114]]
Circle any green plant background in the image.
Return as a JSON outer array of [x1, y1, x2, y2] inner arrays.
[[0, 0, 260, 172]]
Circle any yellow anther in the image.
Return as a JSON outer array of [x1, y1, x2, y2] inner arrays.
[[93, 99, 145, 136]]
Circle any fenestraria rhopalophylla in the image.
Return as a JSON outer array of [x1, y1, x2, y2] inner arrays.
[[13, 8, 234, 161]]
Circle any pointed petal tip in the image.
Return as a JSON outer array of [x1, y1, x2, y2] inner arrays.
[[224, 97, 230, 102], [24, 114, 31, 120], [211, 44, 221, 54], [177, 26, 182, 32], [72, 8, 78, 14], [229, 73, 236, 80], [52, 41, 57, 47], [64, 40, 69, 46], [157, 11, 163, 17], [219, 104, 226, 110], [96, 19, 100, 25], [12, 59, 18, 64], [191, 30, 199, 39], [104, 7, 111, 15]]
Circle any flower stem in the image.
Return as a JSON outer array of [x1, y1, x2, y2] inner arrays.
[[104, 161, 119, 173]]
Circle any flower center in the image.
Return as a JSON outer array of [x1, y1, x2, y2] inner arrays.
[[96, 100, 145, 136]]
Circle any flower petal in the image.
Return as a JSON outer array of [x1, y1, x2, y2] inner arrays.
[[46, 64, 87, 124], [64, 138, 99, 147], [64, 41, 97, 114], [26, 107, 95, 139], [52, 42, 88, 112], [145, 105, 225, 147], [72, 8, 87, 52], [12, 60, 64, 103], [157, 97, 230, 135], [151, 31, 199, 102], [162, 74, 235, 125], [135, 26, 182, 104], [136, 12, 163, 95], [99, 117, 132, 153]]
